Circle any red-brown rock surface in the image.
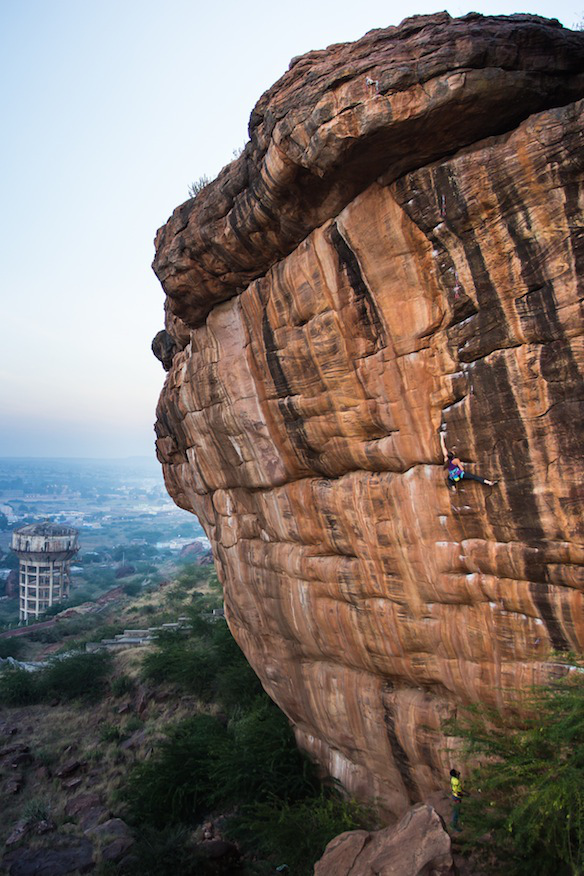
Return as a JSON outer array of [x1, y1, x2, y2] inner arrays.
[[314, 804, 454, 875], [153, 13, 584, 815]]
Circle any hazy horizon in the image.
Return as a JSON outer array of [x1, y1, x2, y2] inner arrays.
[[0, 455, 159, 462]]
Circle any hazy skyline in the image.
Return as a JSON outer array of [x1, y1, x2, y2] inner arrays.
[[1, 0, 581, 458]]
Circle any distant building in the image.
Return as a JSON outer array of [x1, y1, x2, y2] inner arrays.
[[11, 523, 79, 621]]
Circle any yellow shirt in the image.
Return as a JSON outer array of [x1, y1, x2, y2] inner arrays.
[[451, 776, 462, 799]]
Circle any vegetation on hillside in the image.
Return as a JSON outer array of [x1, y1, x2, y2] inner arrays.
[[124, 589, 370, 874], [0, 636, 25, 659], [0, 651, 113, 705], [448, 671, 584, 876], [4, 558, 583, 874], [0, 567, 370, 875]]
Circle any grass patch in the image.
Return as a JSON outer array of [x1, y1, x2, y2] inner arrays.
[[111, 674, 135, 697], [100, 723, 123, 744], [22, 795, 53, 822]]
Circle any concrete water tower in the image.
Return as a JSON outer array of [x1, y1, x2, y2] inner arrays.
[[11, 523, 79, 621]]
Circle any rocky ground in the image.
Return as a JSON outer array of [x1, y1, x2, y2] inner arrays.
[[0, 661, 197, 873], [0, 579, 229, 876]]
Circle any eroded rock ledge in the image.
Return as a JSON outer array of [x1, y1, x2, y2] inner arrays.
[[153, 13, 584, 815]]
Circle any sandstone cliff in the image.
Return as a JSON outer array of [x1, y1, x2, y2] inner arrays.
[[153, 13, 584, 815]]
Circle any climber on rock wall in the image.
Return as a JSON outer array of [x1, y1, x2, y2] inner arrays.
[[449, 768, 466, 831], [440, 432, 498, 491]]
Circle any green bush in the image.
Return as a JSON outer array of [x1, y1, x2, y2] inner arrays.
[[39, 651, 113, 702], [207, 571, 221, 591], [91, 623, 124, 641], [125, 698, 318, 830], [111, 674, 135, 697], [125, 714, 227, 827], [100, 723, 123, 744], [25, 625, 62, 644], [0, 637, 25, 659], [207, 623, 268, 709], [0, 664, 38, 705], [54, 622, 123, 654], [121, 826, 201, 876], [136, 563, 158, 575], [119, 593, 374, 874], [226, 794, 368, 876], [142, 632, 216, 700], [124, 716, 144, 734], [36, 747, 58, 767], [210, 699, 318, 808], [22, 796, 53, 823], [141, 611, 261, 711], [40, 602, 65, 617], [81, 567, 116, 588], [0, 652, 114, 706], [64, 590, 96, 607], [214, 659, 263, 711], [448, 673, 584, 875], [123, 580, 142, 596]]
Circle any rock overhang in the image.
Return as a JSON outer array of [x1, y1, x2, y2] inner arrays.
[[151, 13, 584, 814], [152, 12, 584, 336]]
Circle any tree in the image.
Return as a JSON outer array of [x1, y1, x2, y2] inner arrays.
[[1, 552, 19, 570], [449, 672, 584, 875]]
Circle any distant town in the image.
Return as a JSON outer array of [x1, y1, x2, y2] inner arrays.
[[0, 457, 209, 626]]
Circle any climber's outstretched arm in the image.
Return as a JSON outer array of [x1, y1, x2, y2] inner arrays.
[[439, 431, 448, 463]]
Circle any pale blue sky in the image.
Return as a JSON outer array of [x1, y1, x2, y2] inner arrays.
[[1, 0, 581, 458]]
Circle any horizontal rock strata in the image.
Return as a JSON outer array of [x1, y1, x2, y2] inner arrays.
[[154, 13, 584, 814]]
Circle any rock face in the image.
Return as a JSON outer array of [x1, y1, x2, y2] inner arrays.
[[314, 804, 454, 875], [2, 835, 94, 876], [153, 14, 584, 815]]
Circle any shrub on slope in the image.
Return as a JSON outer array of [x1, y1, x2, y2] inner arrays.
[[450, 672, 584, 876]]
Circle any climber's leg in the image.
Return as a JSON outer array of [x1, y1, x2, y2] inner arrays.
[[451, 798, 461, 829], [462, 472, 497, 486]]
